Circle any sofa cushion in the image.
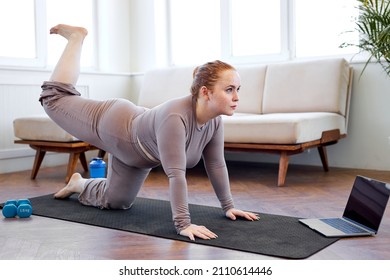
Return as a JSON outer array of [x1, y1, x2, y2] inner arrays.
[[13, 115, 78, 142], [222, 112, 346, 144], [234, 64, 267, 114], [138, 66, 194, 108], [138, 64, 267, 114], [262, 58, 351, 115]]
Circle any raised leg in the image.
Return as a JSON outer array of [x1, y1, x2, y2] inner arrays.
[[49, 24, 88, 86]]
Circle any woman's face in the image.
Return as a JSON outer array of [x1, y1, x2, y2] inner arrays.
[[208, 69, 241, 116]]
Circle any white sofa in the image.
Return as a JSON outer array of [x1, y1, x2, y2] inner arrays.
[[138, 58, 353, 186]]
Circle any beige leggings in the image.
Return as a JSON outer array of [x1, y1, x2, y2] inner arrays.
[[40, 81, 157, 209]]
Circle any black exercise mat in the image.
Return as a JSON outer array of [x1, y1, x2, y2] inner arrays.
[[21, 194, 338, 259]]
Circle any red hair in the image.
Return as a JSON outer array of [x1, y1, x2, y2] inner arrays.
[[191, 60, 236, 97]]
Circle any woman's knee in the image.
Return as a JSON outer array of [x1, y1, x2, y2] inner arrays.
[[104, 194, 135, 209]]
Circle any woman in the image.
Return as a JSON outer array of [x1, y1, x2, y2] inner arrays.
[[41, 24, 259, 241]]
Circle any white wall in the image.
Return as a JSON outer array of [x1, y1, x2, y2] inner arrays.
[[327, 62, 390, 170], [95, 0, 166, 73], [95, 0, 132, 72]]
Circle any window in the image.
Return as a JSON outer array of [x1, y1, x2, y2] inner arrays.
[[295, 0, 359, 58], [0, 1, 36, 58], [169, 0, 286, 65], [0, 0, 45, 67], [46, 0, 96, 69], [230, 0, 283, 57], [169, 0, 221, 65], [225, 0, 288, 63], [168, 0, 360, 66], [0, 0, 95, 69]]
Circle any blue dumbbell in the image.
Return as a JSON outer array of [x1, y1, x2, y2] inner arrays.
[[2, 199, 32, 218], [16, 199, 33, 218], [2, 200, 18, 218]]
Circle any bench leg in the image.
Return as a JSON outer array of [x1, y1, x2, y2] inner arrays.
[[31, 148, 46, 180], [79, 152, 89, 172], [66, 152, 82, 183], [278, 151, 289, 187], [317, 146, 329, 172], [98, 149, 106, 159]]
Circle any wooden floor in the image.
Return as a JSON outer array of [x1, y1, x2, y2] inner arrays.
[[1, 160, 390, 260]]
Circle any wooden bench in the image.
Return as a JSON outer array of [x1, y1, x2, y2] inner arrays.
[[14, 140, 104, 183]]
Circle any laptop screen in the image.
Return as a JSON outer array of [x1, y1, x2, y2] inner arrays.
[[343, 176, 390, 232]]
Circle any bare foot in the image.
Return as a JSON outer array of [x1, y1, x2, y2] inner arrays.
[[49, 24, 88, 41], [54, 173, 86, 199]]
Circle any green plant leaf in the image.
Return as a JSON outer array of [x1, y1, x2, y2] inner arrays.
[[345, 0, 390, 78]]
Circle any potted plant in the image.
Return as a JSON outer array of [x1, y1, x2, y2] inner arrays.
[[341, 0, 390, 77]]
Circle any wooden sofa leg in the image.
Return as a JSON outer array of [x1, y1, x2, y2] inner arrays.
[[278, 151, 289, 187], [317, 146, 329, 172], [31, 148, 46, 179]]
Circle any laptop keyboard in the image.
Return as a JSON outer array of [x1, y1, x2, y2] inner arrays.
[[321, 218, 368, 234]]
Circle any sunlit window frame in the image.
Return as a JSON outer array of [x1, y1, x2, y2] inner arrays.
[[0, 0, 97, 70], [166, 0, 291, 66], [167, 0, 359, 66], [0, 0, 47, 68], [221, 0, 290, 64]]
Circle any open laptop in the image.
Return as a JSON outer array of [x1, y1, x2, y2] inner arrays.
[[299, 175, 390, 237]]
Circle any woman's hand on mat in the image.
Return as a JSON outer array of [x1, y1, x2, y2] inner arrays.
[[180, 224, 218, 241], [226, 208, 260, 221]]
